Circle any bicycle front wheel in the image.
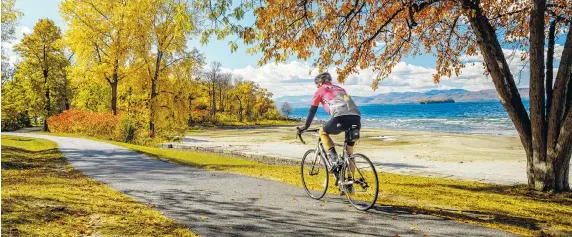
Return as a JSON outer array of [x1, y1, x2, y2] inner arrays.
[[300, 149, 329, 200], [342, 153, 379, 211]]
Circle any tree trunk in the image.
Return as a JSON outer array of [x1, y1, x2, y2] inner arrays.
[[110, 61, 119, 115], [529, 0, 549, 190], [149, 50, 163, 138], [461, 0, 535, 186], [110, 78, 118, 116], [564, 70, 572, 114], [189, 95, 195, 126], [43, 69, 50, 132], [219, 85, 224, 112], [546, 19, 557, 117], [546, 24, 572, 192], [211, 81, 216, 118], [566, 72, 572, 116], [237, 96, 243, 122], [550, 110, 572, 191]]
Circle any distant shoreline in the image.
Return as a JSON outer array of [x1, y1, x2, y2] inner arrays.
[[419, 98, 455, 104]]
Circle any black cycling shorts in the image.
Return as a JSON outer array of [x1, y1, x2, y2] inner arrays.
[[322, 115, 361, 146]]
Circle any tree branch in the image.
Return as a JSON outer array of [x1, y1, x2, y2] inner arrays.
[[546, 19, 557, 118], [547, 22, 572, 151], [528, 0, 548, 165], [461, 0, 532, 163]]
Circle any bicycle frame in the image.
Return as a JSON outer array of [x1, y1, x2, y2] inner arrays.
[[298, 127, 379, 211], [307, 133, 353, 185]]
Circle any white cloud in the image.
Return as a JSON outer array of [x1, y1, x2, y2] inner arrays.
[[2, 26, 33, 65], [220, 42, 564, 98], [221, 59, 510, 99], [21, 26, 32, 35]]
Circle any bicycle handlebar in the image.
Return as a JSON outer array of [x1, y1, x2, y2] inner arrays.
[[296, 127, 319, 145]]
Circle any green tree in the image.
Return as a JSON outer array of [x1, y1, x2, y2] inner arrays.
[[14, 19, 70, 131]]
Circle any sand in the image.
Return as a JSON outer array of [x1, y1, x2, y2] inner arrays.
[[179, 127, 568, 185]]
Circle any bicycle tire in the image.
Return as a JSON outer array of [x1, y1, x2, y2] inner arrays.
[[341, 153, 379, 211], [300, 149, 329, 200]]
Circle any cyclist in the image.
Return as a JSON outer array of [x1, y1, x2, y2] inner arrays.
[[297, 72, 361, 171]]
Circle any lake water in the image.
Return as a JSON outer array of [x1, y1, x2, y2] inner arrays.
[[291, 101, 530, 136]]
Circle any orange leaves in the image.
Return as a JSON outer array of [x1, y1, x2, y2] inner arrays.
[[340, 1, 353, 15], [241, 27, 256, 44], [47, 110, 121, 140]]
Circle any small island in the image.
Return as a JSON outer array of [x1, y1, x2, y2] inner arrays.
[[419, 99, 456, 104]]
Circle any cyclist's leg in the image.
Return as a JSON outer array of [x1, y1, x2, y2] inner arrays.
[[321, 117, 343, 161], [342, 116, 361, 181], [341, 115, 361, 155]]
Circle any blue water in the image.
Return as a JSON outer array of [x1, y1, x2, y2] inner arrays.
[[291, 101, 530, 136]]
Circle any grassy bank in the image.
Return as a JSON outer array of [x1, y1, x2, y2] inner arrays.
[[29, 132, 572, 236], [0, 135, 195, 236], [189, 119, 299, 128]]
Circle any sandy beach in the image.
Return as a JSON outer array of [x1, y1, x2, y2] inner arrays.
[[167, 126, 568, 185]]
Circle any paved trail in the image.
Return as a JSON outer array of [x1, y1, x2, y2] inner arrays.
[[5, 133, 518, 237]]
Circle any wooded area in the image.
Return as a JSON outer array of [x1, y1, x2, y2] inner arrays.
[[1, 0, 282, 141]]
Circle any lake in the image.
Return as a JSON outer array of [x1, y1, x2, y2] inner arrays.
[[290, 101, 530, 136]]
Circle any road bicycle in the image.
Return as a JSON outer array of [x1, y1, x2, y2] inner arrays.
[[296, 126, 379, 211]]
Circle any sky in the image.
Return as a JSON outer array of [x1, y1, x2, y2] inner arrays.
[[4, 0, 567, 99]]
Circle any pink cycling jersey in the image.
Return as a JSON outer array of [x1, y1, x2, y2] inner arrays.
[[311, 82, 360, 117]]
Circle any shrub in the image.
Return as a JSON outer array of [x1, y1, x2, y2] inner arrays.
[[1, 112, 31, 131], [47, 110, 121, 141]]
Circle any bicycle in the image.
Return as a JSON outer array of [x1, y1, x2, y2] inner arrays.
[[296, 126, 379, 211]]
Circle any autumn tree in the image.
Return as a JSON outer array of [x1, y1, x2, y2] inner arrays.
[[200, 0, 572, 191], [217, 72, 232, 112], [205, 61, 222, 118], [254, 87, 275, 119], [137, 0, 197, 137], [281, 102, 292, 119], [14, 19, 70, 131], [177, 55, 207, 126], [61, 0, 141, 115]]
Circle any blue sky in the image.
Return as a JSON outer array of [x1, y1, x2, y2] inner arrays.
[[7, 0, 566, 98]]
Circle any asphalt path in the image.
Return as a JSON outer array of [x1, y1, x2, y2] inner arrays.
[[4, 133, 519, 237]]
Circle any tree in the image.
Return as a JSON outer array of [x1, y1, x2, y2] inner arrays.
[[205, 61, 222, 118], [1, 0, 22, 84], [200, 0, 572, 191], [14, 19, 70, 131], [217, 72, 232, 112], [61, 0, 141, 115], [281, 102, 292, 119], [137, 0, 196, 137]]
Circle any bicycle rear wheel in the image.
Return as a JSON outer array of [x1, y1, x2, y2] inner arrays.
[[300, 149, 329, 199], [342, 153, 379, 211]]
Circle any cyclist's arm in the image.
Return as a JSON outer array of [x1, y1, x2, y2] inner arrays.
[[301, 90, 322, 130], [302, 105, 318, 130]]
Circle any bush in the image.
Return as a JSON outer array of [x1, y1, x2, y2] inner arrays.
[[47, 110, 121, 141], [117, 116, 136, 143], [1, 113, 31, 131]]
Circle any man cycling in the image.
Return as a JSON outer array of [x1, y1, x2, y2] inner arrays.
[[297, 72, 361, 171]]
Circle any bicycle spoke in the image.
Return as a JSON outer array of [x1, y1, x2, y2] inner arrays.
[[342, 154, 379, 211], [301, 149, 329, 200]]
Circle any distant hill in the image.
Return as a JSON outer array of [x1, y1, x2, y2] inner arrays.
[[274, 88, 530, 107]]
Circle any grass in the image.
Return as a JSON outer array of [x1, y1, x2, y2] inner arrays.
[[30, 132, 572, 236], [0, 135, 196, 236], [189, 119, 299, 128]]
